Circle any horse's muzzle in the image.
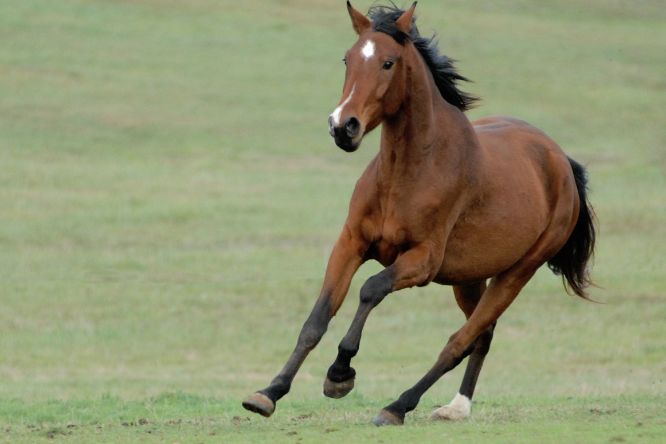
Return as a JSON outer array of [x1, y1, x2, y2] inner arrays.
[[329, 116, 361, 152]]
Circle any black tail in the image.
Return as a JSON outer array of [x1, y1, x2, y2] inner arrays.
[[547, 157, 596, 299]]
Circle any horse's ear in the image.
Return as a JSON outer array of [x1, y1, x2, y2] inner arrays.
[[347, 1, 371, 35], [395, 2, 417, 34]]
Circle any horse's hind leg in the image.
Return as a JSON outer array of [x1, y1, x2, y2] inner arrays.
[[373, 268, 536, 426], [432, 281, 496, 421]]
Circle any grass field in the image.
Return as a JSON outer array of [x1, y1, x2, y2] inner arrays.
[[1, 0, 665, 442]]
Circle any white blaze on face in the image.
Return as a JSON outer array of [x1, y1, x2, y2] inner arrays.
[[361, 39, 375, 60], [329, 39, 375, 129], [330, 84, 355, 127]]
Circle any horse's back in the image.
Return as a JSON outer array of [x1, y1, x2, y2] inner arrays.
[[473, 115, 550, 143], [472, 116, 572, 179]]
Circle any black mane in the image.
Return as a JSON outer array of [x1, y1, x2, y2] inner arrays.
[[368, 4, 479, 111]]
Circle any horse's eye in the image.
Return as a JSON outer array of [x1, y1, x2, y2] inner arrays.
[[383, 60, 394, 70], [342, 57, 347, 65]]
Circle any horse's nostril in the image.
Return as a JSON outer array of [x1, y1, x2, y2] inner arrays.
[[328, 116, 335, 136], [344, 117, 360, 138]]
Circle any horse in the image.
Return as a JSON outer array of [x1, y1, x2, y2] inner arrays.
[[242, 2, 596, 426]]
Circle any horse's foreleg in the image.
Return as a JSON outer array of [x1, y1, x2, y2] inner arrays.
[[432, 282, 495, 421], [373, 269, 535, 426], [324, 243, 435, 398], [242, 229, 364, 417]]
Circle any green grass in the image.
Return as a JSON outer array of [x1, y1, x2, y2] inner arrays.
[[1, 394, 664, 443], [1, 0, 665, 442]]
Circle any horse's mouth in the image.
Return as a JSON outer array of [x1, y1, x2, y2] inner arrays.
[[330, 118, 362, 152], [334, 137, 360, 152], [331, 130, 361, 152]]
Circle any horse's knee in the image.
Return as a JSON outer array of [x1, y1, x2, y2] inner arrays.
[[296, 296, 333, 349], [297, 316, 328, 350], [297, 326, 324, 351], [360, 272, 392, 306]]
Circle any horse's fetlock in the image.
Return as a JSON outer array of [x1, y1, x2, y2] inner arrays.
[[337, 342, 358, 360], [327, 361, 356, 382]]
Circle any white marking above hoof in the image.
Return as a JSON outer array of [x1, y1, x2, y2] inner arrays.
[[431, 393, 471, 421]]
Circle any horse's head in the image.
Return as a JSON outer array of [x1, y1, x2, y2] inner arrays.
[[329, 2, 417, 152]]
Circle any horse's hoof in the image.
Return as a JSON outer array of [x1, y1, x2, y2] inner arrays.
[[323, 376, 355, 399], [372, 409, 404, 426], [431, 393, 471, 421], [242, 392, 275, 417], [430, 404, 470, 421]]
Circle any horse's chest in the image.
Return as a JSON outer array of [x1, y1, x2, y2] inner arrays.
[[381, 220, 409, 245], [364, 218, 412, 266]]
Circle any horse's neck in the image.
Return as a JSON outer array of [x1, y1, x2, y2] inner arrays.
[[378, 54, 478, 184]]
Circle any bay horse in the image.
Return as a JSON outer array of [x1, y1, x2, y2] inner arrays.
[[243, 2, 596, 426]]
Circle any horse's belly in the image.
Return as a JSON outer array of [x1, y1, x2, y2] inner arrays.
[[437, 199, 548, 284], [437, 237, 526, 284]]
